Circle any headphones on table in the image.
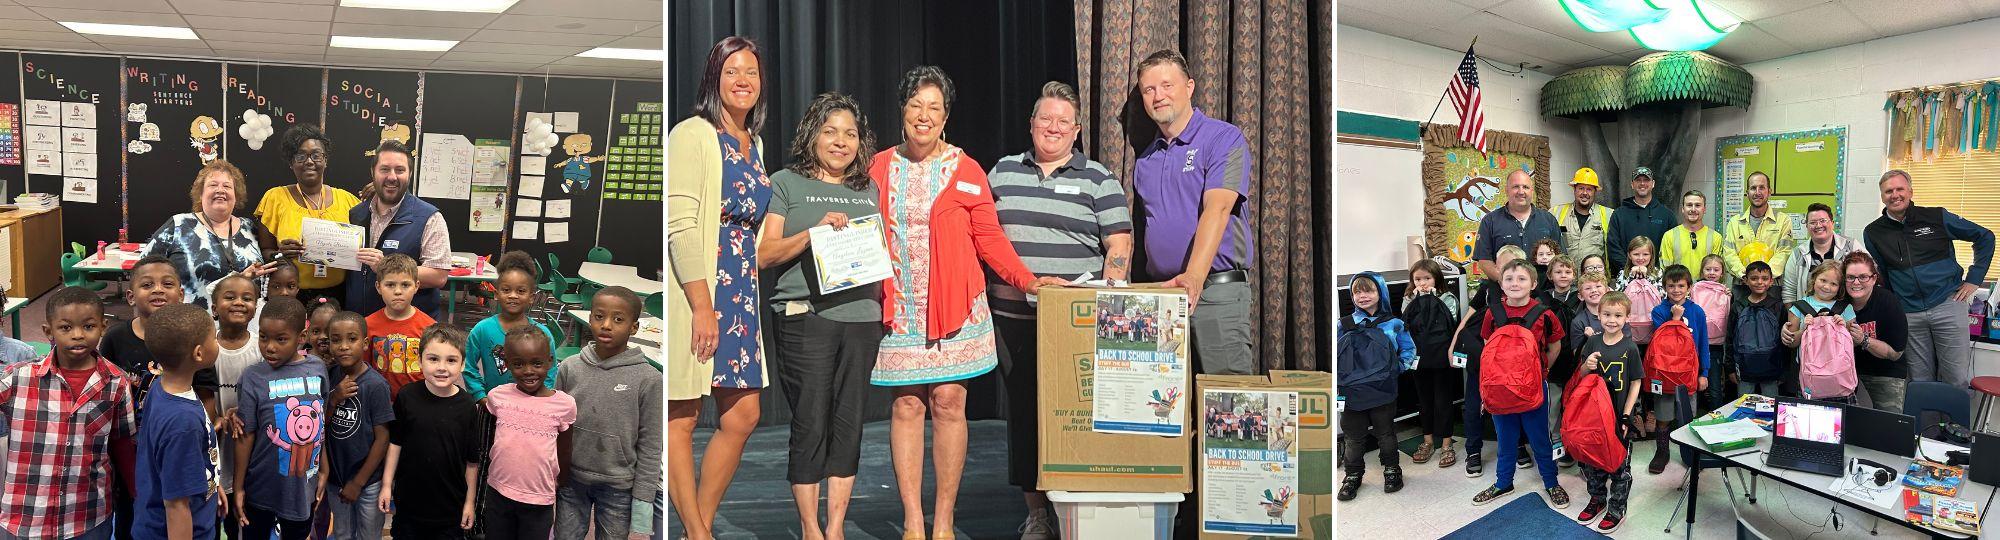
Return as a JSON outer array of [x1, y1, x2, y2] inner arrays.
[[1850, 458, 1895, 488]]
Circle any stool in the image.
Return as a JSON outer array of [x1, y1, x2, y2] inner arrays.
[[1971, 376, 2000, 432]]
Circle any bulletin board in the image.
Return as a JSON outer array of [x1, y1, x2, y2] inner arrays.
[[225, 63, 326, 199], [410, 71, 518, 258], [600, 79, 664, 271], [324, 68, 419, 195], [21, 53, 123, 245], [0, 52, 21, 199], [506, 76, 613, 274], [123, 58, 224, 236], [1713, 127, 1847, 240]]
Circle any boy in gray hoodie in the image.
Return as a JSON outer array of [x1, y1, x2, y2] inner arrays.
[[554, 286, 662, 539]]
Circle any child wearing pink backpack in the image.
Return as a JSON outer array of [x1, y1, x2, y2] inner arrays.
[[1784, 261, 1859, 403], [1618, 238, 1664, 345], [1691, 254, 1734, 409]]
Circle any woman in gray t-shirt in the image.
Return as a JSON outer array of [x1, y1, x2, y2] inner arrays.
[[754, 92, 883, 536]]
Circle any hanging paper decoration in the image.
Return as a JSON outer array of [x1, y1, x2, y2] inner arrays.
[[1540, 52, 1750, 118], [1885, 81, 2000, 163]]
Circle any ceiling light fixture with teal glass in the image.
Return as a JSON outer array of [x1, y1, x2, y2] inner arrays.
[[1559, 0, 1738, 51]]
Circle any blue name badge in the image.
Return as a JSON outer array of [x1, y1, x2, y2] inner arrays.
[[383, 239, 400, 249]]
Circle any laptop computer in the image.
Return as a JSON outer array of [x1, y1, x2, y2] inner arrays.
[[1769, 397, 1845, 476], [1844, 405, 1917, 458]]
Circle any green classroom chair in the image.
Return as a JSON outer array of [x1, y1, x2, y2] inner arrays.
[[60, 252, 106, 291], [586, 246, 614, 264], [645, 292, 663, 318]]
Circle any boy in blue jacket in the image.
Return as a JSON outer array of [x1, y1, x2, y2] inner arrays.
[[1647, 264, 1709, 474], [1338, 272, 1417, 501]]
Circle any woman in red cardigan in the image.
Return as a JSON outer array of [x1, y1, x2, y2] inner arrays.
[[872, 66, 1064, 540]]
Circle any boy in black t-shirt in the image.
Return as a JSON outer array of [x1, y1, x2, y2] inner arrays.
[[1574, 292, 1645, 533], [379, 326, 482, 539]]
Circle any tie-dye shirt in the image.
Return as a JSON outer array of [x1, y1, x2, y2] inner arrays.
[[143, 213, 266, 309]]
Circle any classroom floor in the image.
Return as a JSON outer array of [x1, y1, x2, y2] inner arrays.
[[669, 419, 1031, 540], [1338, 426, 1937, 540]]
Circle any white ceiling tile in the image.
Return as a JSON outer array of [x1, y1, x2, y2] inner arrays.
[[0, 30, 97, 44], [452, 41, 586, 55], [465, 28, 614, 47], [184, 15, 325, 34], [483, 14, 655, 35], [1341, 0, 1476, 29], [322, 48, 441, 60], [546, 56, 653, 68], [1755, 2, 1879, 52], [1447, 0, 1510, 9], [1838, 0, 1976, 38], [322, 54, 434, 67], [27, 7, 189, 26], [1703, 23, 1803, 63], [1703, 0, 1835, 20], [169, 0, 333, 20], [1451, 12, 1608, 65], [1969, 0, 2000, 18], [122, 46, 223, 58], [245, 0, 335, 4], [209, 50, 323, 63], [1483, 0, 1632, 56], [0, 5, 44, 19], [195, 28, 326, 45], [0, 17, 65, 31], [330, 22, 476, 40], [503, 0, 658, 18], [438, 50, 562, 63], [85, 34, 212, 47], [426, 59, 546, 71], [205, 40, 324, 55], [600, 35, 658, 49], [539, 64, 632, 77], [333, 7, 496, 28], [0, 40, 104, 50], [19, 0, 175, 13], [630, 23, 659, 37]]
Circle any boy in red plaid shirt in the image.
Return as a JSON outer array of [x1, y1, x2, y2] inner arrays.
[[0, 286, 138, 539]]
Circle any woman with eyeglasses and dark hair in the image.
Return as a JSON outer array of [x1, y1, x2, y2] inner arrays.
[[255, 123, 362, 306], [1839, 251, 1910, 412], [666, 35, 768, 540], [1783, 202, 1867, 304]]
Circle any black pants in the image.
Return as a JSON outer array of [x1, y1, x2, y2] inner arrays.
[[1414, 368, 1459, 442], [243, 505, 310, 540], [1341, 403, 1398, 470], [770, 309, 880, 485], [114, 488, 133, 540], [390, 519, 464, 540], [993, 315, 1043, 490], [482, 489, 552, 540]]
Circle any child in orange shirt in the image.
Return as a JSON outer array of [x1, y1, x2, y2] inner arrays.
[[366, 254, 436, 395]]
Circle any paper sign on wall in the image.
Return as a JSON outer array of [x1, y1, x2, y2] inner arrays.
[[1795, 141, 1824, 152], [61, 128, 94, 154], [24, 100, 58, 126], [63, 177, 95, 203], [552, 112, 579, 132], [24, 125, 58, 151], [518, 175, 544, 198], [64, 153, 96, 178], [511, 220, 538, 240], [544, 222, 569, 243], [417, 133, 473, 200], [516, 198, 542, 218], [60, 102, 94, 128], [25, 149, 58, 175], [546, 199, 571, 219], [521, 155, 545, 172]]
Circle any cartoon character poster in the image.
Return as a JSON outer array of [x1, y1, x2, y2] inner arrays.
[[1090, 291, 1190, 436], [1420, 126, 1550, 276], [264, 380, 324, 478], [189, 115, 222, 163], [554, 133, 604, 194], [1201, 389, 1300, 536]]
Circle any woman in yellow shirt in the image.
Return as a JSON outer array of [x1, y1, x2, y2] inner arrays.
[[255, 124, 362, 304]]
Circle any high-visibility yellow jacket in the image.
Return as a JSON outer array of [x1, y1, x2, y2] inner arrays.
[[1553, 202, 1613, 263], [1660, 224, 1726, 275], [1724, 209, 1798, 278]]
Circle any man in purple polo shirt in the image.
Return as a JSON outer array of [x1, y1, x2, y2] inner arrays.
[[1132, 49, 1256, 375]]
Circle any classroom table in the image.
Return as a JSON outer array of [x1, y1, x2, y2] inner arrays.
[[4, 297, 25, 338], [567, 308, 662, 348], [75, 244, 142, 274], [577, 262, 664, 295], [1670, 396, 1993, 539], [444, 257, 498, 325]]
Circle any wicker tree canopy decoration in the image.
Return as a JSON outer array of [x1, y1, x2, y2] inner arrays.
[[1540, 50, 1751, 117], [1541, 65, 1629, 118]]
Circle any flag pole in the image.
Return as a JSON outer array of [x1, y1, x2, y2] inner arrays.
[[1424, 35, 1479, 128]]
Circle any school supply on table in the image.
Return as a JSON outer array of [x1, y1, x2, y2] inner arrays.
[[1905, 488, 1983, 534], [1829, 457, 1903, 510], [1904, 459, 1966, 497], [1768, 397, 1846, 476]]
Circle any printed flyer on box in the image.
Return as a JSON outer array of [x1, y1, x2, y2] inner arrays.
[[1090, 291, 1189, 435], [1202, 389, 1301, 537]]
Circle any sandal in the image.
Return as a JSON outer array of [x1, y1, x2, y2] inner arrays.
[[1412, 441, 1434, 463], [1437, 444, 1458, 468]]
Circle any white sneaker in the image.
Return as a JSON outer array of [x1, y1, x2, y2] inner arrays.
[[1020, 507, 1058, 540]]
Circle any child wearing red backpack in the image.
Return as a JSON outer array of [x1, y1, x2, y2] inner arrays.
[[1469, 260, 1570, 509], [1782, 261, 1859, 404], [1646, 265, 1711, 474], [1338, 273, 1418, 501], [1572, 291, 1645, 533]]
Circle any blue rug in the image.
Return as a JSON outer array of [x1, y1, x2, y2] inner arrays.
[[1440, 493, 1605, 540]]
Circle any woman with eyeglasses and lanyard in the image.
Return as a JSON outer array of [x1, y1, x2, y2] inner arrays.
[[256, 124, 363, 306], [1783, 202, 1867, 304]]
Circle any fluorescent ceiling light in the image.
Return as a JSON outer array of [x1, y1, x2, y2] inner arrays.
[[1558, 0, 1670, 33], [331, 35, 458, 51], [339, 0, 519, 13], [1628, 0, 1740, 51], [576, 47, 662, 61], [59, 22, 199, 40]]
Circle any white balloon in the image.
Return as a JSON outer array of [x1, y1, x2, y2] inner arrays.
[[243, 109, 259, 122], [239, 124, 256, 138], [258, 125, 274, 137], [247, 139, 264, 150]]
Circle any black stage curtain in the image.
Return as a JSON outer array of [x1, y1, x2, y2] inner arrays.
[[672, 0, 1077, 428]]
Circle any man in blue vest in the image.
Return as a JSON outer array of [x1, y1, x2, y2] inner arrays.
[[347, 140, 453, 319]]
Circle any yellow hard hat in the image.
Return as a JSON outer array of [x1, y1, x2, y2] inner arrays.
[[1571, 167, 1600, 188]]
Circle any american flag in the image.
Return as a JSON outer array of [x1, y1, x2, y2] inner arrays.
[[1448, 46, 1486, 154]]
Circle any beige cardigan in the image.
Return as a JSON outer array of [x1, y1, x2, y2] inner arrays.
[[666, 116, 765, 400]]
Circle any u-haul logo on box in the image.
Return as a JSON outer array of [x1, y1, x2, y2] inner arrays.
[[1070, 300, 1094, 327], [1296, 392, 1330, 428]]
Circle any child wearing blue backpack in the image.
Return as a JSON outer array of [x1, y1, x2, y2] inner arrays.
[[1338, 272, 1417, 501], [1728, 261, 1789, 398]]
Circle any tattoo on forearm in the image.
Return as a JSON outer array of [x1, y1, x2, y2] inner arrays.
[[1111, 256, 1129, 270]]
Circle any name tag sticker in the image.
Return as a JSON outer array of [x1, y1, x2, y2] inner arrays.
[[955, 182, 981, 196], [383, 239, 400, 249], [1053, 184, 1082, 195], [1450, 352, 1467, 368], [313, 264, 327, 278], [1650, 380, 1664, 394]]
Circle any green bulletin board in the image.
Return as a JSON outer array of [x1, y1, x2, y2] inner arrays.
[[1713, 127, 1847, 240]]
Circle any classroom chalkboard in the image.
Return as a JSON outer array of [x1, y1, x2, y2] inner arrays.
[[324, 68, 418, 193], [413, 71, 518, 258], [507, 76, 613, 276], [123, 58, 224, 239], [225, 63, 328, 200], [0, 52, 21, 199], [602, 79, 663, 273], [21, 53, 123, 245]]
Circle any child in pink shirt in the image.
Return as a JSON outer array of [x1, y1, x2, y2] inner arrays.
[[481, 326, 577, 539]]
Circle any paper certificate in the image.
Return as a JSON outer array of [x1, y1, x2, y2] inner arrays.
[[806, 214, 892, 294], [299, 218, 366, 271], [1200, 389, 1301, 536]]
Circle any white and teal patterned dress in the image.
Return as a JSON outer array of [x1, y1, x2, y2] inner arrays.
[[874, 146, 999, 386]]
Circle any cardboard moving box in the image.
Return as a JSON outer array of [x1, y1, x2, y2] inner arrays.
[[1036, 285, 1194, 493], [1197, 371, 1332, 540]]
